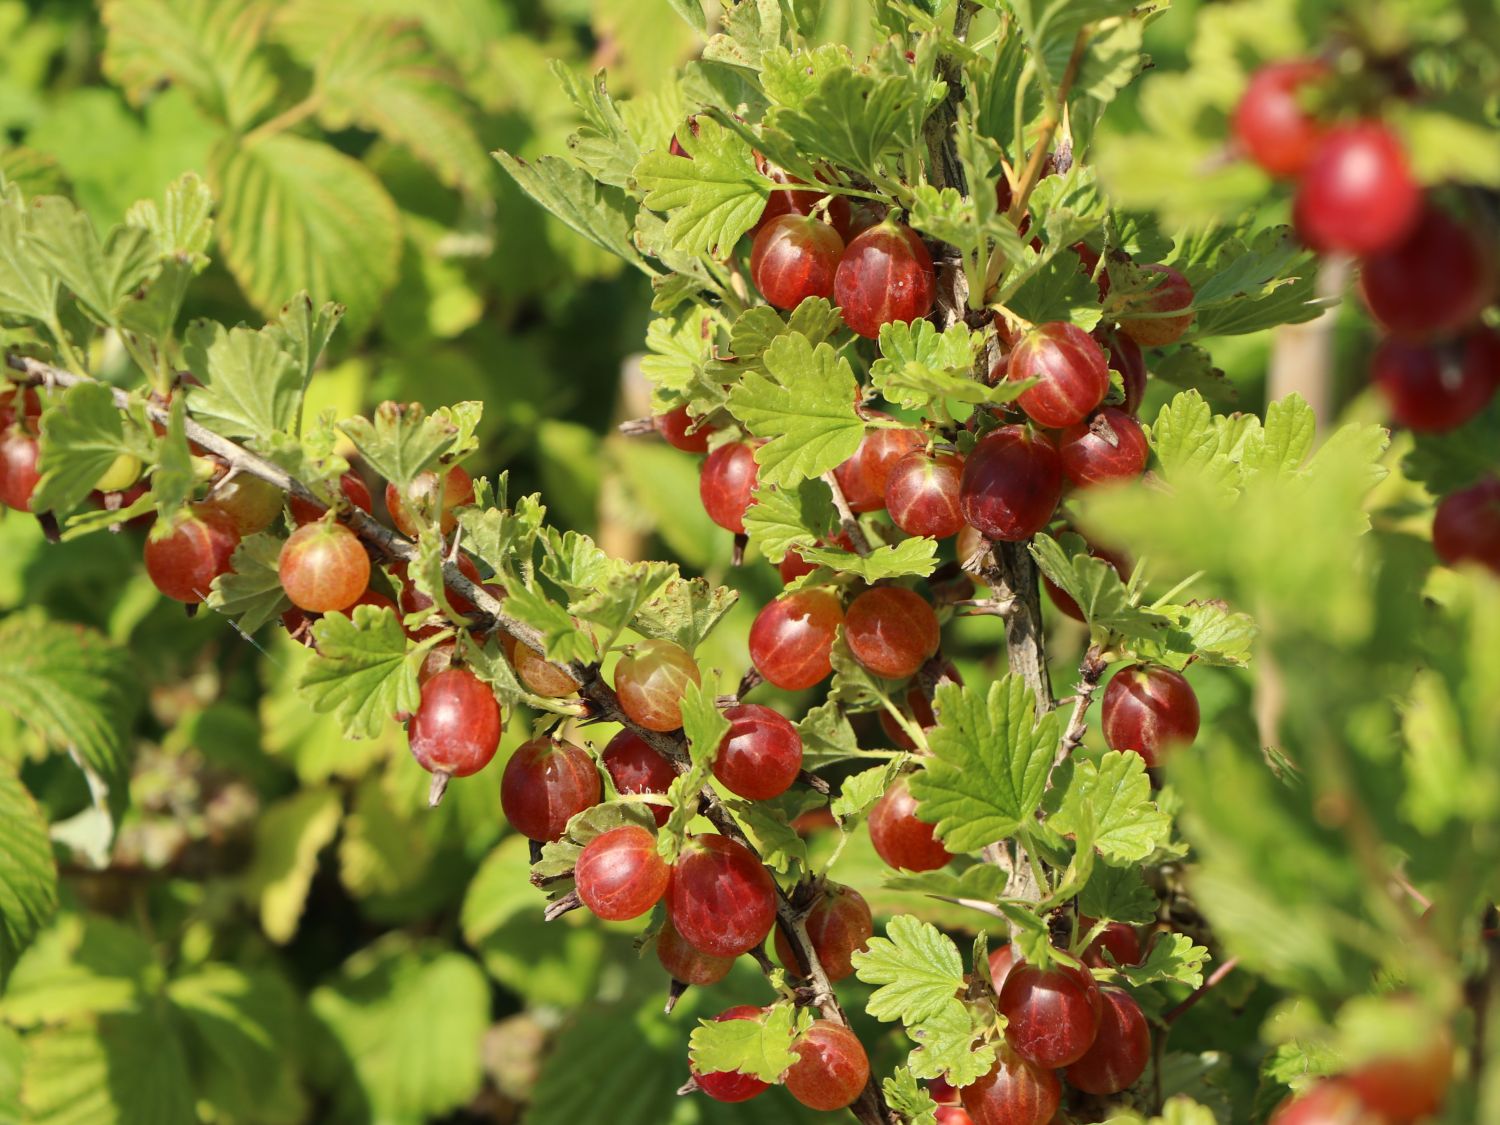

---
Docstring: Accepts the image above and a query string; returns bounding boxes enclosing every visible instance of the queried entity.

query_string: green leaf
[23,196,156,328]
[688,1002,800,1083]
[243,786,342,944]
[0,611,134,792]
[728,333,863,488]
[299,605,419,740]
[568,559,675,641]
[639,309,715,397]
[210,134,401,337]
[798,701,865,769]
[633,116,764,259]
[906,1001,995,1086]
[20,1012,196,1125]
[494,152,646,272]
[276,6,492,198]
[631,575,739,652]
[337,400,464,492]
[1147,390,1241,493]
[800,538,940,581]
[0,913,152,1028]
[0,1024,19,1125]
[659,680,729,862]
[1241,393,1316,479]
[123,171,215,270]
[101,0,278,130]
[870,320,1013,411]
[263,292,344,391]
[32,382,145,517]
[0,771,57,990]
[883,1066,939,1125]
[205,532,289,636]
[830,761,905,824]
[1186,231,1325,339]
[1047,751,1172,865]
[503,584,596,666]
[908,678,1065,852]
[1030,533,1171,639]
[743,477,838,564]
[1119,932,1208,989]
[310,939,488,1123]
[182,323,301,444]
[724,299,844,374]
[551,64,643,190]
[851,914,966,1024]
[725,796,809,876]
[1078,863,1159,925]
[1134,601,1258,670]
[0,178,60,325]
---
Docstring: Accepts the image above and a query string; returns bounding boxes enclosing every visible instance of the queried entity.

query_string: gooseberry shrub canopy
[0,0,1497,1123]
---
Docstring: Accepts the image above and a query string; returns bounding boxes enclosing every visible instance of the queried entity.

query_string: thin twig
[1008,28,1090,225]
[821,470,872,557]
[1163,957,1240,1025]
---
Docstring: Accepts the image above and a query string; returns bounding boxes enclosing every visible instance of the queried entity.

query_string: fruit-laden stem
[980,541,1054,712]
[821,470,872,556]
[3,351,898,1125]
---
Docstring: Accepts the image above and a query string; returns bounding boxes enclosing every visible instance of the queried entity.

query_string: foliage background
[0,0,1464,1122]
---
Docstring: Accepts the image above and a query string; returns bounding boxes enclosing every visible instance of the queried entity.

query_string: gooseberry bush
[0,1,1498,1123]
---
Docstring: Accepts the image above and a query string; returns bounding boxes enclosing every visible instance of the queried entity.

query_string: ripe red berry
[1081,919,1143,968]
[989,944,1018,993]
[959,1043,1061,1125]
[784,1020,870,1111]
[1372,327,1500,433]
[886,449,966,538]
[1359,204,1495,338]
[1006,322,1111,428]
[574,824,670,921]
[657,916,735,985]
[615,639,700,732]
[1118,264,1194,348]
[1433,480,1500,574]
[278,521,371,613]
[385,464,474,537]
[500,737,601,842]
[692,1006,771,1103]
[869,777,951,872]
[999,961,1102,1068]
[713,703,803,801]
[1065,986,1150,1095]
[777,531,855,583]
[1059,408,1150,488]
[1342,1025,1452,1122]
[1095,325,1147,414]
[833,423,925,512]
[397,555,484,637]
[0,428,41,512]
[289,470,374,526]
[408,668,503,788]
[774,882,873,981]
[601,729,675,827]
[653,404,716,453]
[506,634,581,697]
[753,162,854,241]
[1270,1080,1385,1125]
[1294,122,1421,256]
[935,1108,974,1125]
[748,587,844,691]
[666,834,777,958]
[844,586,940,680]
[959,426,1063,542]
[751,214,845,310]
[202,473,283,535]
[144,509,240,604]
[1232,59,1330,178]
[1101,663,1201,766]
[0,386,41,432]
[833,222,936,339]
[698,440,759,534]
[929,1075,960,1104]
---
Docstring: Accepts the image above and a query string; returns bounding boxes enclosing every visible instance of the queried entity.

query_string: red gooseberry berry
[407,668,503,801]
[959,1043,1061,1125]
[886,448,966,538]
[869,777,952,872]
[288,470,374,526]
[959,425,1063,542]
[833,423,925,512]
[784,1020,870,1111]
[699,440,759,534]
[1359,204,1495,338]
[574,824,671,922]
[713,703,803,801]
[748,587,844,691]
[1095,325,1147,414]
[999,960,1103,1068]
[1117,264,1194,348]
[1059,407,1151,488]
[773,882,873,981]
[1433,479,1500,575]
[1082,918,1143,968]
[989,944,1018,993]
[1065,986,1150,1095]
[278,521,371,613]
[0,428,42,512]
[654,404,717,453]
[601,729,676,827]
[657,916,735,986]
[666,834,778,958]
[751,214,845,310]
[615,638,700,732]
[753,160,854,241]
[1232,59,1331,178]
[833,222,935,339]
[1101,663,1201,767]
[385,464,475,537]
[143,508,241,604]
[499,737,601,842]
[1294,122,1421,256]
[692,1006,771,1103]
[1269,1080,1386,1125]
[505,632,581,697]
[1371,327,1499,433]
[202,473,283,535]
[1005,322,1111,429]
[1342,1023,1453,1122]
[844,585,940,680]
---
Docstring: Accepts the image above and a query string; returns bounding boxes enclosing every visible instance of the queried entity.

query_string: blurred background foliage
[0,1,1415,1122]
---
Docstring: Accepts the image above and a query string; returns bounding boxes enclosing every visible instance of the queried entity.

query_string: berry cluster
[1233,59,1500,576]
